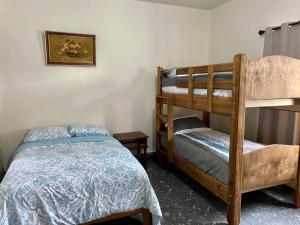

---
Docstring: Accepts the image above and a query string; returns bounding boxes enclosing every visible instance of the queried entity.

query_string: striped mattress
[162,128,264,184]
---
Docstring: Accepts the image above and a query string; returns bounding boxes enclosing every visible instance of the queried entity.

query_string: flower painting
[45,31,96,65]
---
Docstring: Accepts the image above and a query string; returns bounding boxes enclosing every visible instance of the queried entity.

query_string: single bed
[0,128,162,225]
[162,127,264,185]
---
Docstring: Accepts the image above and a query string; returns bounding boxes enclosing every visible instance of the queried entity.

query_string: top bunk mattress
[162,128,264,184]
[161,73,233,98]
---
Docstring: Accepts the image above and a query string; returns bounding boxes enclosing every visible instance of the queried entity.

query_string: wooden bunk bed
[155,54,300,225]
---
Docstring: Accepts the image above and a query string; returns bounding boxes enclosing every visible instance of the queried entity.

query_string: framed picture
[45,31,96,65]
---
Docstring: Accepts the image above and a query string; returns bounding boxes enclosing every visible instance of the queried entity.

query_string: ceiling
[139,0,231,10]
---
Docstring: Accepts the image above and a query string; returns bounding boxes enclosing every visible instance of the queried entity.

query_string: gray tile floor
[147,158,300,225]
[102,158,300,225]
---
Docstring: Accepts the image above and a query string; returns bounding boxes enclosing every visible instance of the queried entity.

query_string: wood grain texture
[207,65,214,112]
[212,98,232,116]
[227,54,247,225]
[213,63,233,72]
[192,96,210,112]
[242,145,299,193]
[193,65,209,74]
[173,153,229,202]
[157,54,300,222]
[172,62,232,74]
[246,55,300,100]
[161,94,233,116]
[162,55,300,109]
[113,132,148,143]
[188,68,193,108]
[176,80,232,89]
[157,67,163,96]
[214,81,233,90]
[156,96,167,165]
[81,209,149,225]
[295,113,300,208]
[246,99,299,108]
[295,150,300,208]
[162,93,188,108]
[167,96,174,163]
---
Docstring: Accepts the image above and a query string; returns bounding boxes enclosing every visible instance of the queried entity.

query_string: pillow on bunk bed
[165,115,207,133]
[162,68,177,77]
[69,124,110,137]
[24,126,71,143]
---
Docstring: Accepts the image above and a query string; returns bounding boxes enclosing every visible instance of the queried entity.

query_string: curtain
[258,22,300,145]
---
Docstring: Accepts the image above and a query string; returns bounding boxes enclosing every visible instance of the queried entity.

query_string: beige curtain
[258,22,300,145]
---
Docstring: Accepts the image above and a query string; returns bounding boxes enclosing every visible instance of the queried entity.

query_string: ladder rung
[157,130,167,136]
[156,96,168,99]
[156,96,168,104]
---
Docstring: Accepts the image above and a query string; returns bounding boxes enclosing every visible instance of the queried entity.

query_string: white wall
[0,0,211,168]
[3,0,298,169]
[209,0,300,140]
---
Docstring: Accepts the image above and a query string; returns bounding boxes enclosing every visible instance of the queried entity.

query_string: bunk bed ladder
[156,95,173,164]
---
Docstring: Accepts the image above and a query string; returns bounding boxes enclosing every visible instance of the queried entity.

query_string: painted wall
[209,0,300,140]
[0,0,210,168]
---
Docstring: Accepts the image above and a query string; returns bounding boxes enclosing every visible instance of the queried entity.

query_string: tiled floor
[102,158,300,225]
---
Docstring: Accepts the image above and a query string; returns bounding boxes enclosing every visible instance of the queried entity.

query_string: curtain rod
[259,20,300,35]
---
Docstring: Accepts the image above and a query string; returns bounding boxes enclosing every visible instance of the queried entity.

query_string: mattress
[162,128,264,185]
[161,73,233,98]
[162,86,232,98]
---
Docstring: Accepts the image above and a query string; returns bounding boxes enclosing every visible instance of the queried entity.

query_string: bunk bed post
[207,65,214,112]
[293,114,300,207]
[227,54,247,225]
[295,113,300,208]
[167,96,174,162]
[157,66,162,96]
[156,99,162,165]
[188,68,193,108]
[156,67,163,165]
[295,149,300,208]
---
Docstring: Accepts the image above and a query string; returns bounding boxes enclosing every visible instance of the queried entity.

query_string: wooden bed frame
[156,54,300,225]
[82,209,152,225]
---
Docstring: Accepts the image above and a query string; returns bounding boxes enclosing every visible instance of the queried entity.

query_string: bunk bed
[155,54,300,225]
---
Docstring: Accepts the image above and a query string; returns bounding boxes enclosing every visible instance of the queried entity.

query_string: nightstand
[113,132,148,169]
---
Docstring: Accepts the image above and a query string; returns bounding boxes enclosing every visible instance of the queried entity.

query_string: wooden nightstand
[113,132,148,169]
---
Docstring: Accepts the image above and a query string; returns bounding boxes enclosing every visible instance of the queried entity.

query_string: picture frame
[45,31,96,65]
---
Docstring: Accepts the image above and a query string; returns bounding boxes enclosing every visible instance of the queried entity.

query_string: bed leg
[295,186,300,208]
[227,191,242,225]
[227,54,247,225]
[143,209,152,225]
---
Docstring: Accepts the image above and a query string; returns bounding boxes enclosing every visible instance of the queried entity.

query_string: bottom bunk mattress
[0,136,162,225]
[162,128,264,185]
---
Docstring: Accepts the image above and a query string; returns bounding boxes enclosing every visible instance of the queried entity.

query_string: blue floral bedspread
[0,136,162,225]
